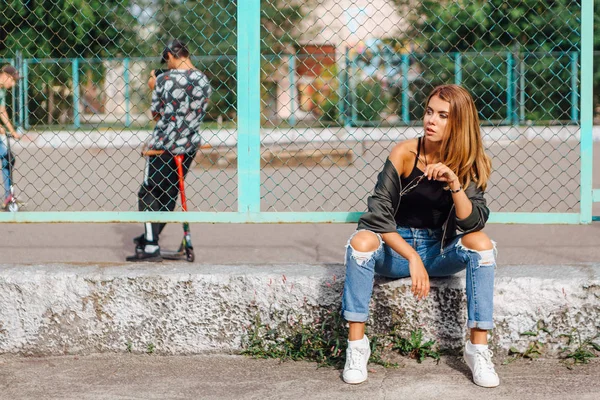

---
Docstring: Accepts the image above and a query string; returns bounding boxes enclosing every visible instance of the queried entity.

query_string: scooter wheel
[186,248,195,262]
[7,202,19,212]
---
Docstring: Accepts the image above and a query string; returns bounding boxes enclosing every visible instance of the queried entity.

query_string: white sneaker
[342,335,371,384]
[464,340,500,388]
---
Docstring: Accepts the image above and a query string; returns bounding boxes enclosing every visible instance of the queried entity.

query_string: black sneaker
[126,246,162,262]
[133,234,146,246]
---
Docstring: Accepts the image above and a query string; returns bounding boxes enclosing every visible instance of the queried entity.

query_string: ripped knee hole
[457,239,497,266]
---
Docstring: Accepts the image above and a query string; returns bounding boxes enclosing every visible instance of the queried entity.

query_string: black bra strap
[414,137,422,169]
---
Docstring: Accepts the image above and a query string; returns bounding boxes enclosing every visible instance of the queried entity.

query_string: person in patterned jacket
[127,40,212,262]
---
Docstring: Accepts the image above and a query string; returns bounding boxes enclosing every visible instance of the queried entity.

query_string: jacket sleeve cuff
[357,215,397,234]
[456,208,480,232]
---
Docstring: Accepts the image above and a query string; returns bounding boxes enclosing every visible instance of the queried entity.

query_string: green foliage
[557,307,600,367]
[391,328,441,363]
[319,99,339,123]
[150,0,313,121]
[559,331,599,368]
[506,317,599,367]
[562,341,598,367]
[146,342,155,355]
[508,341,544,360]
[242,310,349,368]
[354,78,387,123]
[403,0,580,53]
[242,311,441,368]
[0,0,140,59]
[312,65,340,123]
[392,0,583,123]
[0,0,143,125]
[506,320,550,362]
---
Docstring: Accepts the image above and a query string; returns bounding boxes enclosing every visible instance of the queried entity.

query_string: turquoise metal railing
[0,0,596,224]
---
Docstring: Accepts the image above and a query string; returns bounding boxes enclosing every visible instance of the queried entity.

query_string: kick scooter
[161,154,195,262]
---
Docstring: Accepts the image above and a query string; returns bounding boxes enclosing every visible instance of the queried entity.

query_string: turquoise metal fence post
[343,47,353,127]
[350,55,358,126]
[513,53,519,124]
[339,48,347,126]
[454,52,462,85]
[16,51,24,129]
[237,0,261,213]
[570,51,579,124]
[581,0,594,223]
[7,58,15,129]
[401,53,409,124]
[506,52,513,124]
[124,58,131,127]
[519,56,525,125]
[288,54,296,127]
[72,58,80,129]
[5,58,13,120]
[0,5,591,226]
[23,60,29,129]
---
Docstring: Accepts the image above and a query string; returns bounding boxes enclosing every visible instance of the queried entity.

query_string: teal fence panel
[0,1,596,224]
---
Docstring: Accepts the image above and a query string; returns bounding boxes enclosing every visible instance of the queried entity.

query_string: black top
[357,156,490,248]
[395,137,453,229]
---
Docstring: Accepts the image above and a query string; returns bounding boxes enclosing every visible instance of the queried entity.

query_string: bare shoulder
[388,139,419,176]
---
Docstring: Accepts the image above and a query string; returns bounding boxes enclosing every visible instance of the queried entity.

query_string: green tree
[151,0,313,121]
[393,0,582,123]
[0,0,139,59]
[0,0,143,125]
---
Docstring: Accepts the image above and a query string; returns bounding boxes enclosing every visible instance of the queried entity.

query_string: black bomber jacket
[357,158,490,250]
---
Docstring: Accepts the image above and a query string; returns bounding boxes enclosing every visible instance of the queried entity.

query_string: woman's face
[423,95,450,142]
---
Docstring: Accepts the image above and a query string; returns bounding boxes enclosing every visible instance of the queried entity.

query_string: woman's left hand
[424,162,458,184]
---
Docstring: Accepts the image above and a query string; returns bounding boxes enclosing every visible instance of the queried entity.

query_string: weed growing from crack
[505,314,599,367]
[146,343,155,354]
[241,310,349,368]
[391,328,441,363]
[241,310,440,368]
[559,331,600,368]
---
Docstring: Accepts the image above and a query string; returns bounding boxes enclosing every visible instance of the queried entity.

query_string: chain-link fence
[0,0,597,222]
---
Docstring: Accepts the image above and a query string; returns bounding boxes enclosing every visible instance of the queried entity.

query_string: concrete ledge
[194,146,354,169]
[0,263,598,356]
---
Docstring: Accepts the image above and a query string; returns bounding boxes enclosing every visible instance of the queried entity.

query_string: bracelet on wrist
[449,185,462,193]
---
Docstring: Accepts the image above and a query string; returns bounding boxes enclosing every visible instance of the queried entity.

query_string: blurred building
[270,1,406,124]
[302,0,405,48]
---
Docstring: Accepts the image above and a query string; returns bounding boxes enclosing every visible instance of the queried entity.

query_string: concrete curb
[0,263,598,356]
[11,126,600,151]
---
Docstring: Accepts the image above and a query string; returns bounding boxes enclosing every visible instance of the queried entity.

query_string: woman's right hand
[408,255,430,299]
[381,231,430,299]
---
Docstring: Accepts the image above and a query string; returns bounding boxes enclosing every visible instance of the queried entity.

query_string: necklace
[402,136,432,196]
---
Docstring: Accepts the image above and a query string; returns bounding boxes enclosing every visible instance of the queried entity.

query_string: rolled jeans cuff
[342,310,369,323]
[467,320,494,330]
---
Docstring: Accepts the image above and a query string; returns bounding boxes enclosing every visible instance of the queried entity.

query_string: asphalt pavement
[1,222,599,265]
[0,354,598,400]
[2,132,600,399]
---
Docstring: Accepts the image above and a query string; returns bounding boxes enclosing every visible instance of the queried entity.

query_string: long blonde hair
[426,84,492,190]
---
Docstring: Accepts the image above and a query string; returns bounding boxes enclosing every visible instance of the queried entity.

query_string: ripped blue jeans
[341,227,497,330]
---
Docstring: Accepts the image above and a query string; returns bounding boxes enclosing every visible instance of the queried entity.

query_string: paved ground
[0,354,598,400]
[1,222,599,265]
[7,137,600,213]
[2,131,600,398]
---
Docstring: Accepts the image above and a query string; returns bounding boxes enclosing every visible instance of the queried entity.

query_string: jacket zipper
[440,204,455,254]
